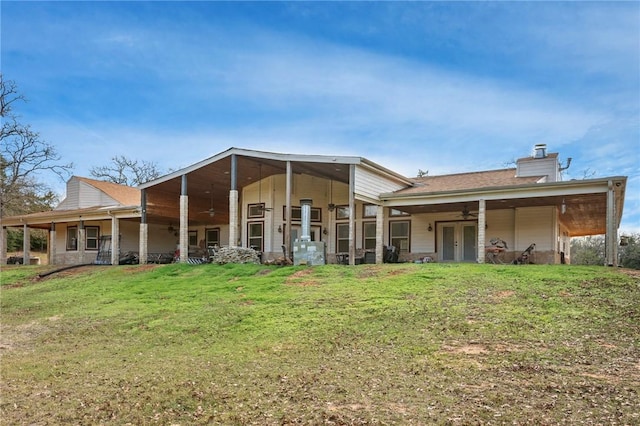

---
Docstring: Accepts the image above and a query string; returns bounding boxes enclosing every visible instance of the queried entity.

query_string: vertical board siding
[515,206,554,251]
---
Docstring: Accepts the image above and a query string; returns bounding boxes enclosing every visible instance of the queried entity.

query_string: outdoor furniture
[486,238,508,264]
[384,246,399,263]
[514,243,536,264]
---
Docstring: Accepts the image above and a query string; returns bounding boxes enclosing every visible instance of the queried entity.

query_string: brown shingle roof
[76,177,140,206]
[396,169,544,195]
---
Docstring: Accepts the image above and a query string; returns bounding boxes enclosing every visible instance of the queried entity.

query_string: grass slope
[1,263,639,425]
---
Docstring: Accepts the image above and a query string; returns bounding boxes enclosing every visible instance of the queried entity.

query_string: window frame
[66,226,78,251]
[85,226,100,251]
[336,223,350,253]
[336,205,350,220]
[205,228,220,248]
[389,220,411,253]
[248,203,265,218]
[363,204,377,218]
[188,230,198,246]
[362,221,377,250]
[389,208,410,217]
[247,221,264,252]
[285,206,322,222]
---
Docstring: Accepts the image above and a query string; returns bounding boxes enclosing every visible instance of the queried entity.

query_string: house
[0,145,627,266]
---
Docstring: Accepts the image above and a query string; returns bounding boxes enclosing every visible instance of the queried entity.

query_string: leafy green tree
[571,233,640,269]
[570,235,605,265]
[619,233,640,269]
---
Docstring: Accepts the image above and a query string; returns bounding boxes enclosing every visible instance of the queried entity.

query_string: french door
[439,222,477,262]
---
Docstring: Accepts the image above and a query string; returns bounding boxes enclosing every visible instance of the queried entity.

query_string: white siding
[516,157,559,182]
[514,206,554,251]
[355,166,407,202]
[55,179,80,210]
[485,209,515,249]
[55,177,119,210]
[78,181,119,208]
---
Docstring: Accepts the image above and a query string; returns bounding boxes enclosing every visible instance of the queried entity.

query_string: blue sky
[2,1,639,232]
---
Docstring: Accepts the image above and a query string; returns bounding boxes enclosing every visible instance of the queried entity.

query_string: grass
[1,263,639,424]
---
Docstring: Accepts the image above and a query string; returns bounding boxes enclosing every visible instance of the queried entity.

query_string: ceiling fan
[459,205,477,219]
[199,184,216,217]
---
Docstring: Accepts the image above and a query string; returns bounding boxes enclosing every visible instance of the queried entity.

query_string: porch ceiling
[390,193,609,237]
[144,156,351,226]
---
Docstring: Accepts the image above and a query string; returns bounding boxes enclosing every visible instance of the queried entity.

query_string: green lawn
[1,263,639,424]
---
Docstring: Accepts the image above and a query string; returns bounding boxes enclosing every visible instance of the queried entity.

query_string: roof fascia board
[357,160,414,186]
[382,177,626,206]
[139,147,365,189]
[1,206,141,227]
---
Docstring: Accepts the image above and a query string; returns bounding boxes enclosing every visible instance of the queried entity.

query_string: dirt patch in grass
[0,321,46,352]
[285,268,319,286]
[442,342,488,355]
[493,290,515,299]
[356,266,383,278]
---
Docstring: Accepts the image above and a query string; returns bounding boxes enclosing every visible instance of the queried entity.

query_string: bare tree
[90,155,163,186]
[1,74,73,217]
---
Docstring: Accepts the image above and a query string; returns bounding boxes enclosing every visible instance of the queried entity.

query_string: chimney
[300,198,312,242]
[533,144,547,159]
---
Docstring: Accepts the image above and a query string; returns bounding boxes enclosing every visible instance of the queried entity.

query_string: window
[390,221,410,253]
[85,226,99,250]
[363,204,377,218]
[248,203,265,218]
[363,222,376,250]
[336,223,350,253]
[66,227,78,251]
[206,228,220,248]
[189,230,198,246]
[248,222,263,251]
[286,206,322,222]
[390,208,410,217]
[336,205,350,220]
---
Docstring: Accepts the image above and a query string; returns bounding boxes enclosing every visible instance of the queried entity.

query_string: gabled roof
[75,177,140,206]
[397,169,544,196]
[1,177,141,228]
[139,147,412,189]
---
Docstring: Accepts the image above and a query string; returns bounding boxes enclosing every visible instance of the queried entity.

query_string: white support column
[0,226,7,265]
[376,204,385,264]
[110,216,119,266]
[179,174,189,263]
[229,154,239,248]
[78,220,85,264]
[139,189,148,265]
[49,223,56,265]
[229,190,238,248]
[180,195,189,261]
[477,199,486,264]
[139,223,148,265]
[348,164,356,265]
[605,180,617,267]
[284,161,292,257]
[23,223,30,265]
